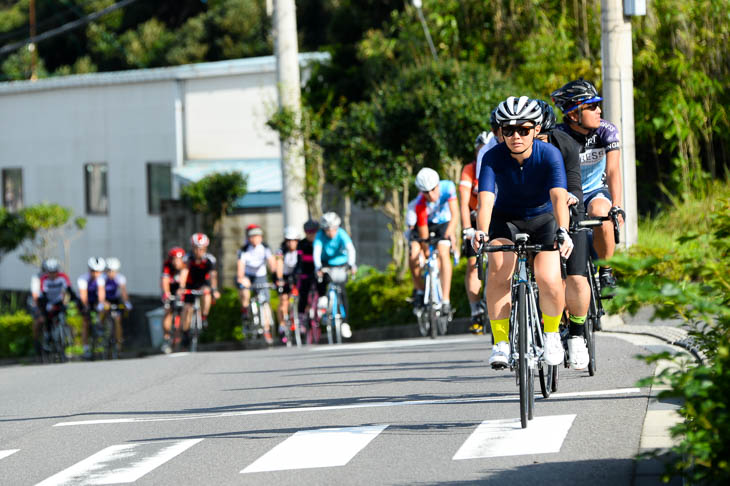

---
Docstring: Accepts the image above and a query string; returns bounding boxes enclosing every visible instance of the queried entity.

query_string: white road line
[0,449,20,460]
[453,414,576,460]
[311,337,479,352]
[241,424,388,473]
[167,352,190,358]
[35,439,202,486]
[54,387,641,427]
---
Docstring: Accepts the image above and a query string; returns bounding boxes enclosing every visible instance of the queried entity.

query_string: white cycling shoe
[568,336,590,370]
[489,341,510,369]
[543,332,564,366]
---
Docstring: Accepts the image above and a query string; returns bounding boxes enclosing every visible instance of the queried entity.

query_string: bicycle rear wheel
[538,363,554,398]
[517,282,529,428]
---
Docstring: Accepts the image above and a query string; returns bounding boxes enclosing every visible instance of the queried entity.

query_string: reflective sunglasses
[501,125,534,138]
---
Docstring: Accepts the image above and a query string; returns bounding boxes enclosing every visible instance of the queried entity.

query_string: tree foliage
[0,207,34,263]
[18,203,86,268]
[180,171,248,231]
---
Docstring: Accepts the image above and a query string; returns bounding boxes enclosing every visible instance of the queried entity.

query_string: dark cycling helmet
[535,99,557,133]
[495,96,542,126]
[303,219,319,233]
[42,258,60,273]
[489,108,499,130]
[474,131,489,148]
[550,78,603,113]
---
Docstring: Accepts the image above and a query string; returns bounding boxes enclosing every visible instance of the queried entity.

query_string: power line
[0,0,107,44]
[0,0,140,56]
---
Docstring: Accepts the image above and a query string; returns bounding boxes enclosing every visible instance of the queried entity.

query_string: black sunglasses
[581,102,600,111]
[501,125,535,138]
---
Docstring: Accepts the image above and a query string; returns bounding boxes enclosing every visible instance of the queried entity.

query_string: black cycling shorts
[489,211,557,248]
[565,229,589,276]
[463,214,478,259]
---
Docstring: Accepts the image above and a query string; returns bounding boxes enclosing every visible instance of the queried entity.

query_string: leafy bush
[0,311,33,358]
[205,286,280,342]
[610,192,730,483]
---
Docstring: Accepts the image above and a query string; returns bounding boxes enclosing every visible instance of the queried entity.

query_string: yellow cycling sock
[491,318,509,343]
[542,312,562,333]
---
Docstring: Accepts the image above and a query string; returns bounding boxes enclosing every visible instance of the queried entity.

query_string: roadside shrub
[610,194,730,483]
[206,286,280,342]
[0,311,33,358]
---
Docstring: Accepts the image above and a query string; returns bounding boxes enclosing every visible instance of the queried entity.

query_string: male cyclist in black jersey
[551,79,624,288]
[473,96,573,369]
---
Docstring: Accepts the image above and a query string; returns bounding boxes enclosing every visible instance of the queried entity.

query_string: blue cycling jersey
[478,140,567,219]
[314,228,355,268]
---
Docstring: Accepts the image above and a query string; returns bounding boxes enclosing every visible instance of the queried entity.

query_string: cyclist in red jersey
[160,246,188,353]
[182,233,220,346]
[30,258,78,357]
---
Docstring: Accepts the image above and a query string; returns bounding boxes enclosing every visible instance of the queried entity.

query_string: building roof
[0,52,330,95]
[174,159,283,209]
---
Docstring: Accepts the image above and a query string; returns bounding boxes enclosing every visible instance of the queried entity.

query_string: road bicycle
[562,206,625,376]
[319,266,349,345]
[415,234,450,339]
[477,233,562,428]
[163,295,185,353]
[278,277,302,347]
[92,302,126,360]
[182,289,208,352]
[242,283,275,345]
[301,276,322,345]
[41,304,73,363]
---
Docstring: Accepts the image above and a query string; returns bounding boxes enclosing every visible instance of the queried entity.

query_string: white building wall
[184,73,280,159]
[0,81,177,295]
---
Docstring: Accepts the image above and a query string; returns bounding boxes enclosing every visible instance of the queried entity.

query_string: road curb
[601,313,686,486]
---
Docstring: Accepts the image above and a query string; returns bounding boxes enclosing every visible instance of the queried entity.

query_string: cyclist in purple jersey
[78,257,107,359]
[104,257,132,354]
[552,79,624,287]
[474,96,573,369]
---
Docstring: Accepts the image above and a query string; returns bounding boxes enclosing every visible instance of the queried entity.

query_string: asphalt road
[0,333,660,485]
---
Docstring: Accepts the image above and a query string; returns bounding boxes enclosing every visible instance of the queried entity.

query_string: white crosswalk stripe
[35,439,202,486]
[453,414,577,460]
[241,424,389,473]
[0,449,20,461]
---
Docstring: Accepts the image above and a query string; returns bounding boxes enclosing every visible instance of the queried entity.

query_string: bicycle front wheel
[429,305,438,339]
[517,282,529,429]
[586,316,596,376]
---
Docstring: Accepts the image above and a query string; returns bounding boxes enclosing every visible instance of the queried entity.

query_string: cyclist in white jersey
[238,224,277,343]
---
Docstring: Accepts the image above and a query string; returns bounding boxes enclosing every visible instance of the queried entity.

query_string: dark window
[85,163,108,215]
[147,162,172,214]
[2,168,23,212]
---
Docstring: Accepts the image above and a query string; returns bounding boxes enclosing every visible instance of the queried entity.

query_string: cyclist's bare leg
[485,239,517,320]
[465,256,480,301]
[533,251,565,317]
[181,304,193,332]
[201,291,212,317]
[278,293,289,326]
[409,241,424,291]
[588,197,615,260]
[437,241,452,300]
[162,308,173,340]
[565,275,590,317]
[239,277,252,310]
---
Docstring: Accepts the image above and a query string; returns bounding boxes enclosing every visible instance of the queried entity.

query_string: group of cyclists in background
[30,255,132,361]
[27,78,623,369]
[406,78,624,372]
[159,211,356,351]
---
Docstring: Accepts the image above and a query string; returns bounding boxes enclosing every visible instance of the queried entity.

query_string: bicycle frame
[321,267,347,345]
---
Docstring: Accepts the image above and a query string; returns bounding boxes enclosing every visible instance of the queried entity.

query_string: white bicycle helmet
[320,212,341,229]
[42,258,60,273]
[414,167,440,192]
[283,226,299,241]
[106,257,121,272]
[474,131,489,148]
[88,257,106,272]
[495,96,543,126]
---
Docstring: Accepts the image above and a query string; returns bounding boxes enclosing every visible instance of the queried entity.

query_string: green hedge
[0,311,33,358]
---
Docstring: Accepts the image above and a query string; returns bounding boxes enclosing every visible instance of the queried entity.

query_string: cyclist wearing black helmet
[295,219,319,323]
[551,79,624,288]
[473,96,573,369]
[536,99,590,369]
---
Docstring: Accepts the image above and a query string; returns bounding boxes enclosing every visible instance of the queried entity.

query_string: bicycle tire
[417,308,429,337]
[538,362,553,398]
[190,306,201,352]
[528,365,535,420]
[429,305,438,339]
[586,316,596,376]
[517,282,529,429]
[102,314,115,360]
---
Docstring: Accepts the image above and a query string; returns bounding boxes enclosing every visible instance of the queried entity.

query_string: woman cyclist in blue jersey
[473,96,574,369]
[313,212,356,335]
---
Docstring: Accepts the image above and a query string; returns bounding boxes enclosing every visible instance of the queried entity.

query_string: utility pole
[601,0,641,247]
[273,0,309,230]
[29,0,38,81]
